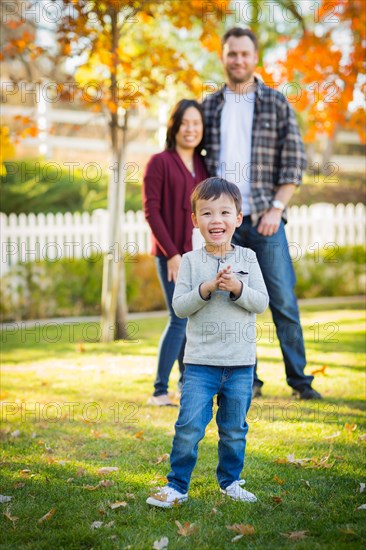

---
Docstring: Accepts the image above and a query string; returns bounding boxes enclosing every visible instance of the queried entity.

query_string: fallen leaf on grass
[3,509,19,528]
[76,468,86,477]
[344,423,357,433]
[338,527,356,535]
[83,480,115,491]
[281,530,308,540]
[98,467,119,474]
[273,475,285,485]
[134,430,145,440]
[359,483,365,493]
[276,452,335,470]
[0,495,12,503]
[155,453,169,464]
[105,521,115,528]
[91,521,103,529]
[211,507,218,514]
[20,469,31,477]
[275,453,310,466]
[301,479,311,488]
[91,430,104,438]
[226,523,255,536]
[357,504,366,510]
[38,507,56,523]
[153,536,169,549]
[310,365,327,376]
[359,434,366,441]
[149,476,166,485]
[175,520,197,536]
[13,482,25,490]
[109,501,127,510]
[324,431,341,440]
[307,454,334,470]
[126,493,136,499]
[272,496,283,503]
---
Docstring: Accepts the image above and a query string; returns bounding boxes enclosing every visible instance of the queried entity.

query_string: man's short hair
[222,27,258,51]
[191,177,242,215]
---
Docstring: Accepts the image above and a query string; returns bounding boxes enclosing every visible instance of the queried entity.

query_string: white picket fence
[0,203,365,275]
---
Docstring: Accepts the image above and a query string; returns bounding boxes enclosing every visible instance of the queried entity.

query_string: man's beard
[226,68,254,85]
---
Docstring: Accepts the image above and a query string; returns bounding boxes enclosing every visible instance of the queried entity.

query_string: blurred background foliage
[1,158,364,215]
[1,246,365,322]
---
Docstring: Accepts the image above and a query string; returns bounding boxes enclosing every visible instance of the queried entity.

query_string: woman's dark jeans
[153,256,187,396]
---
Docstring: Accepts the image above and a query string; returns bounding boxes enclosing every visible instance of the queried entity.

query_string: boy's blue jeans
[167,364,254,494]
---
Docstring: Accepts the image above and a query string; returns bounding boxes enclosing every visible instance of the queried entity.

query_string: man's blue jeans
[153,256,186,396]
[232,217,314,391]
[167,365,254,494]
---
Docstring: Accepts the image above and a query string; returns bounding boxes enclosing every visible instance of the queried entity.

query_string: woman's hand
[167,254,182,283]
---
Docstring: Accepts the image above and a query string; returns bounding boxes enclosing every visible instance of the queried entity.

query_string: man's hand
[167,254,182,283]
[217,266,242,297]
[257,208,282,236]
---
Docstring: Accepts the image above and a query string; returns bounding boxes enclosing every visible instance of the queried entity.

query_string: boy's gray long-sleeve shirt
[172,246,269,367]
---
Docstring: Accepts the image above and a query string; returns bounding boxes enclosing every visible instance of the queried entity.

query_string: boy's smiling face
[192,194,243,255]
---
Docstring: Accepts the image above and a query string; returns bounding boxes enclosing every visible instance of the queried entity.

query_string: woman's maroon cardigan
[142,149,208,259]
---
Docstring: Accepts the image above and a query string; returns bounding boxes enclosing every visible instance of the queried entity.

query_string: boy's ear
[236,211,243,227]
[191,212,199,228]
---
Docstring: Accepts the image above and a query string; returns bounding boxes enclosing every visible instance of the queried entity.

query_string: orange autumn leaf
[175,520,197,536]
[134,430,144,440]
[310,365,328,376]
[107,100,117,113]
[3,510,19,528]
[155,453,169,464]
[345,423,357,432]
[226,523,255,535]
[109,501,127,510]
[273,475,285,485]
[281,530,308,540]
[38,507,56,523]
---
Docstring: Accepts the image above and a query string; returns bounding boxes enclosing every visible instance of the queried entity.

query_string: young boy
[146,177,269,508]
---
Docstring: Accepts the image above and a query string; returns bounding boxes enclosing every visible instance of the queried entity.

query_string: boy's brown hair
[191,177,242,215]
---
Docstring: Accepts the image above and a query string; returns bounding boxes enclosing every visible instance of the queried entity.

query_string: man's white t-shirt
[218,89,255,216]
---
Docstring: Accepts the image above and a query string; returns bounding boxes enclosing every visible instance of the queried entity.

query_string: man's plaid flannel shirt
[202,78,307,225]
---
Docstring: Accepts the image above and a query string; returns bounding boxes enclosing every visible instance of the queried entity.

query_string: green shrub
[1,158,141,214]
[1,247,364,322]
[294,245,366,298]
[0,254,165,322]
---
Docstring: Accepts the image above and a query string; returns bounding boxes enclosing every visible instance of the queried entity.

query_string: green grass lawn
[1,301,365,549]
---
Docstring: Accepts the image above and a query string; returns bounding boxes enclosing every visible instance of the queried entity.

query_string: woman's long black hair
[165,99,205,154]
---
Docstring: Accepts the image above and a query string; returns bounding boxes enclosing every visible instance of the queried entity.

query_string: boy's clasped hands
[200,265,242,299]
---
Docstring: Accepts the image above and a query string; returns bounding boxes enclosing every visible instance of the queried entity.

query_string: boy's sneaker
[221,480,257,503]
[146,486,188,508]
[147,395,177,407]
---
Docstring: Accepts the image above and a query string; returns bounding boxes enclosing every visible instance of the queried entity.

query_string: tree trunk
[100,147,127,342]
[115,113,129,341]
[100,7,129,342]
